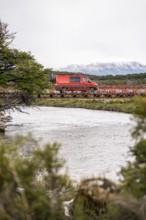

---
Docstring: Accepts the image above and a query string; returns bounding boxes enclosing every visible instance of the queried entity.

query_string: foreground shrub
[120,97,146,198]
[0,134,73,220]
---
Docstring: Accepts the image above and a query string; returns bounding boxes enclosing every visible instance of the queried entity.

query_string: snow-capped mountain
[59,62,146,76]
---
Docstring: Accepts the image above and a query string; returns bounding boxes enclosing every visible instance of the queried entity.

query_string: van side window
[70,77,80,82]
[83,77,89,82]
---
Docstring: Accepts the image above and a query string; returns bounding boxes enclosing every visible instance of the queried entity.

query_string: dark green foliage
[0,21,16,86]
[131,97,146,140]
[86,72,146,85]
[120,97,146,198]
[107,199,139,220]
[0,20,48,92]
[8,50,49,95]
[0,20,51,112]
[0,134,73,220]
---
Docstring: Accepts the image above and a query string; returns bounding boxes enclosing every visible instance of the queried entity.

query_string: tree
[8,50,49,95]
[0,20,16,85]
[43,68,55,90]
[0,20,50,113]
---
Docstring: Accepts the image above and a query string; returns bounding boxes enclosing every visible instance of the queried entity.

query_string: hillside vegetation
[52,70,146,85]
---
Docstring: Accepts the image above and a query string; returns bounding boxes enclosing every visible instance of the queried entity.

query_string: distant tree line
[52,70,146,85]
[90,72,146,85]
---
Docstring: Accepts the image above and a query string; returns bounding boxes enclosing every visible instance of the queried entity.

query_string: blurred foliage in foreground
[1,97,146,219]
[0,134,73,220]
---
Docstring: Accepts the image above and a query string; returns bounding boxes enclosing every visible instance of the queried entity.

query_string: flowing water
[3,107,134,181]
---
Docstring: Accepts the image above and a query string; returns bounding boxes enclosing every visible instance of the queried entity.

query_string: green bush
[120,97,146,198]
[0,134,73,220]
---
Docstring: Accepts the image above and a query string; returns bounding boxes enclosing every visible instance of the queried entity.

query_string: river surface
[4,107,134,182]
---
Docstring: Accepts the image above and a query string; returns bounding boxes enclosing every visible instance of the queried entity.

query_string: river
[4,107,134,182]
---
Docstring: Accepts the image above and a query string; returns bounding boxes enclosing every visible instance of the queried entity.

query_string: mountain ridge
[59,61,146,76]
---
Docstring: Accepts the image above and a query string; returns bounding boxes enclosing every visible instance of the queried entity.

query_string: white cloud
[0,0,146,69]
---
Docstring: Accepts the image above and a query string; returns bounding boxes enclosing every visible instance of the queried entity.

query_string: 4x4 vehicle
[50,74,98,93]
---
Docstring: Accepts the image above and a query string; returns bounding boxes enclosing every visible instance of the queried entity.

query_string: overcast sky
[1,0,146,69]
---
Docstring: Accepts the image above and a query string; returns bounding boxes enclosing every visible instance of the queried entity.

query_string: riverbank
[36,97,136,113]
[5,106,132,180]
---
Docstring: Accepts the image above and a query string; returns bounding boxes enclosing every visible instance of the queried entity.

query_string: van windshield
[83,77,90,82]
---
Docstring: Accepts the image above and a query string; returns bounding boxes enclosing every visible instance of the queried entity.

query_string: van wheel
[61,87,67,94]
[90,88,95,94]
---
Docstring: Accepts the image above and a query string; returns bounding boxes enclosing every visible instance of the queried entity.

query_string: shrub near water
[0,134,73,220]
[37,97,136,113]
[120,97,146,198]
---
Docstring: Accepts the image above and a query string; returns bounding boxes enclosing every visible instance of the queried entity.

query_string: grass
[36,97,137,114]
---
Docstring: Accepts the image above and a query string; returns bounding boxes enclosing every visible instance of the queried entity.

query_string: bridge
[0,84,146,98]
